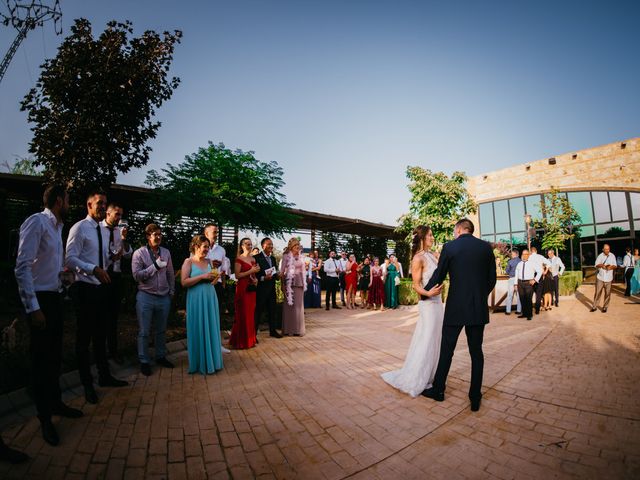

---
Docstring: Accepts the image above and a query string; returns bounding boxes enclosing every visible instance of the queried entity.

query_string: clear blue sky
[1,0,638,226]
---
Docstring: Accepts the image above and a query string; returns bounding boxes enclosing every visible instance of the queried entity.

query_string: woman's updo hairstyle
[283,237,300,254]
[189,234,210,254]
[411,225,431,257]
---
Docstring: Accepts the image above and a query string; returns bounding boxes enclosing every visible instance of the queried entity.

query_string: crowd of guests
[504,244,640,321]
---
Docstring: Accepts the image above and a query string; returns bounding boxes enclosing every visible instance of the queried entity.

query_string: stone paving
[1,285,639,479]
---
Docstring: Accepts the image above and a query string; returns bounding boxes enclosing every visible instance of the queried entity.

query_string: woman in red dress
[368,257,386,311]
[345,254,358,309]
[230,237,260,349]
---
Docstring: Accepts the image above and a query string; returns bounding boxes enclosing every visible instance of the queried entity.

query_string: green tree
[397,167,477,243]
[146,142,298,235]
[536,188,580,254]
[1,156,41,175]
[21,18,181,191]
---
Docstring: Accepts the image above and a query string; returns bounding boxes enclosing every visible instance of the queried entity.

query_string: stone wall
[466,137,640,228]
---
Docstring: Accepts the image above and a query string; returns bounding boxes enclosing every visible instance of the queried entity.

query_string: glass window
[481,234,495,243]
[592,191,610,223]
[509,197,526,232]
[596,222,630,237]
[576,224,595,240]
[511,232,526,245]
[567,191,593,224]
[525,195,542,222]
[609,192,628,222]
[479,203,494,235]
[494,200,510,233]
[496,233,511,245]
[631,192,640,219]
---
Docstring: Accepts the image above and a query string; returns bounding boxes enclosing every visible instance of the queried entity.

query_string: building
[467,137,640,280]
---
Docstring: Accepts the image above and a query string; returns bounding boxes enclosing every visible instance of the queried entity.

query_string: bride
[381,225,444,397]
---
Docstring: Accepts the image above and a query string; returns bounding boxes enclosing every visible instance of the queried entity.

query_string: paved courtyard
[1,285,639,479]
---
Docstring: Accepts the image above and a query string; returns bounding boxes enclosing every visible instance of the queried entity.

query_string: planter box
[559,270,583,296]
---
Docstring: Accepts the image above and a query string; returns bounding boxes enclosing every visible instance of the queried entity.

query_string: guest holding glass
[345,254,358,309]
[132,224,176,376]
[368,257,386,310]
[180,235,223,374]
[384,254,401,309]
[304,250,322,308]
[281,238,306,336]
[230,238,259,348]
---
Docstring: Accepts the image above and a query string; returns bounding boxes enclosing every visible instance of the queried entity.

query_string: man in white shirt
[203,224,231,352]
[546,249,565,307]
[623,247,635,297]
[66,189,128,405]
[591,243,617,313]
[101,203,132,363]
[529,246,549,315]
[337,251,348,306]
[15,185,83,446]
[323,251,342,310]
[515,249,542,321]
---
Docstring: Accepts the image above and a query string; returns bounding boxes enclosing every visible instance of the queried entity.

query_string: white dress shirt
[623,253,635,271]
[65,215,107,285]
[206,243,226,284]
[595,253,617,283]
[515,260,542,284]
[323,257,340,278]
[528,253,549,277]
[548,256,565,277]
[337,257,348,273]
[100,220,132,273]
[14,208,64,313]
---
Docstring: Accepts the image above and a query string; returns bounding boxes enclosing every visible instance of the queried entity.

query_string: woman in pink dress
[230,238,260,349]
[368,257,386,310]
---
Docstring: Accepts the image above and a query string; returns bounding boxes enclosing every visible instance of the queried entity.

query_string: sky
[1,0,639,227]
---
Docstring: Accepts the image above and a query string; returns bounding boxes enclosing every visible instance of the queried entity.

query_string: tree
[536,188,580,254]
[145,142,298,235]
[1,156,41,175]
[20,18,181,191]
[397,167,477,243]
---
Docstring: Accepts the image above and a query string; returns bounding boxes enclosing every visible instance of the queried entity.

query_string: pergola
[0,173,398,255]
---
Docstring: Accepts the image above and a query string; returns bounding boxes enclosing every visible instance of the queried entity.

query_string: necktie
[96,225,104,269]
[521,261,526,280]
[107,226,115,272]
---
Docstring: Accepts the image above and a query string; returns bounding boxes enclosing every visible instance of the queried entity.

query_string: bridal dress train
[381,252,444,397]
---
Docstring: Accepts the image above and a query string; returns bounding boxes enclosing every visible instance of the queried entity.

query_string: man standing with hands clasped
[591,243,617,313]
[254,238,283,339]
[66,189,128,406]
[323,251,342,311]
[15,184,83,446]
[514,249,542,321]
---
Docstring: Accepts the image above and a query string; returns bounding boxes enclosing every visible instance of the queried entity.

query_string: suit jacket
[254,252,278,296]
[425,233,497,326]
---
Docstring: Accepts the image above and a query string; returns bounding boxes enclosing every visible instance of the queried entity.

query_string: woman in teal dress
[631,248,640,296]
[384,255,401,308]
[180,235,223,374]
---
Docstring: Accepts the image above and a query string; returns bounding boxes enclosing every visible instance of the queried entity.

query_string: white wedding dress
[381,252,444,397]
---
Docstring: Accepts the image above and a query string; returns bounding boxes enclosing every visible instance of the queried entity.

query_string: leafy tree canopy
[146,142,298,235]
[397,166,477,243]
[535,188,580,253]
[21,18,182,192]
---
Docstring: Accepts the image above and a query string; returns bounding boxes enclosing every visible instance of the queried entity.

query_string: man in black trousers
[422,219,496,412]
[254,238,282,338]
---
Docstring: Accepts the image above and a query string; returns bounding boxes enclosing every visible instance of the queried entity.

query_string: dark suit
[254,252,279,335]
[425,233,497,401]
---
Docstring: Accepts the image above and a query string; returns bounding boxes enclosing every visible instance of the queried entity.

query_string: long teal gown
[631,264,640,296]
[186,263,223,374]
[384,264,400,308]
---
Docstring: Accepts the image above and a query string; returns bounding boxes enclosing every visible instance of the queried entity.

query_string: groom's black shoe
[421,388,444,402]
[470,397,481,412]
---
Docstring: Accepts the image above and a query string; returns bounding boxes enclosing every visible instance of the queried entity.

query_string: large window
[494,200,510,234]
[479,203,494,235]
[592,191,610,223]
[630,192,640,219]
[609,192,628,222]
[525,195,542,221]
[509,197,525,232]
[567,191,593,224]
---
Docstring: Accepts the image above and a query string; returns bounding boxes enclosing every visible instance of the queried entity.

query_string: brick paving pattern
[1,285,638,479]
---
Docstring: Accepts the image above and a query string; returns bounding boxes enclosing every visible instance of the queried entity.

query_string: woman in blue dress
[180,235,223,374]
[304,250,322,308]
[631,248,640,296]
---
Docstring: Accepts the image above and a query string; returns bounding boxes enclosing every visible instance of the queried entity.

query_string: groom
[421,219,496,411]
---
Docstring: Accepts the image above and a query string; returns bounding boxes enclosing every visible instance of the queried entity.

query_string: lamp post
[525,213,532,250]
